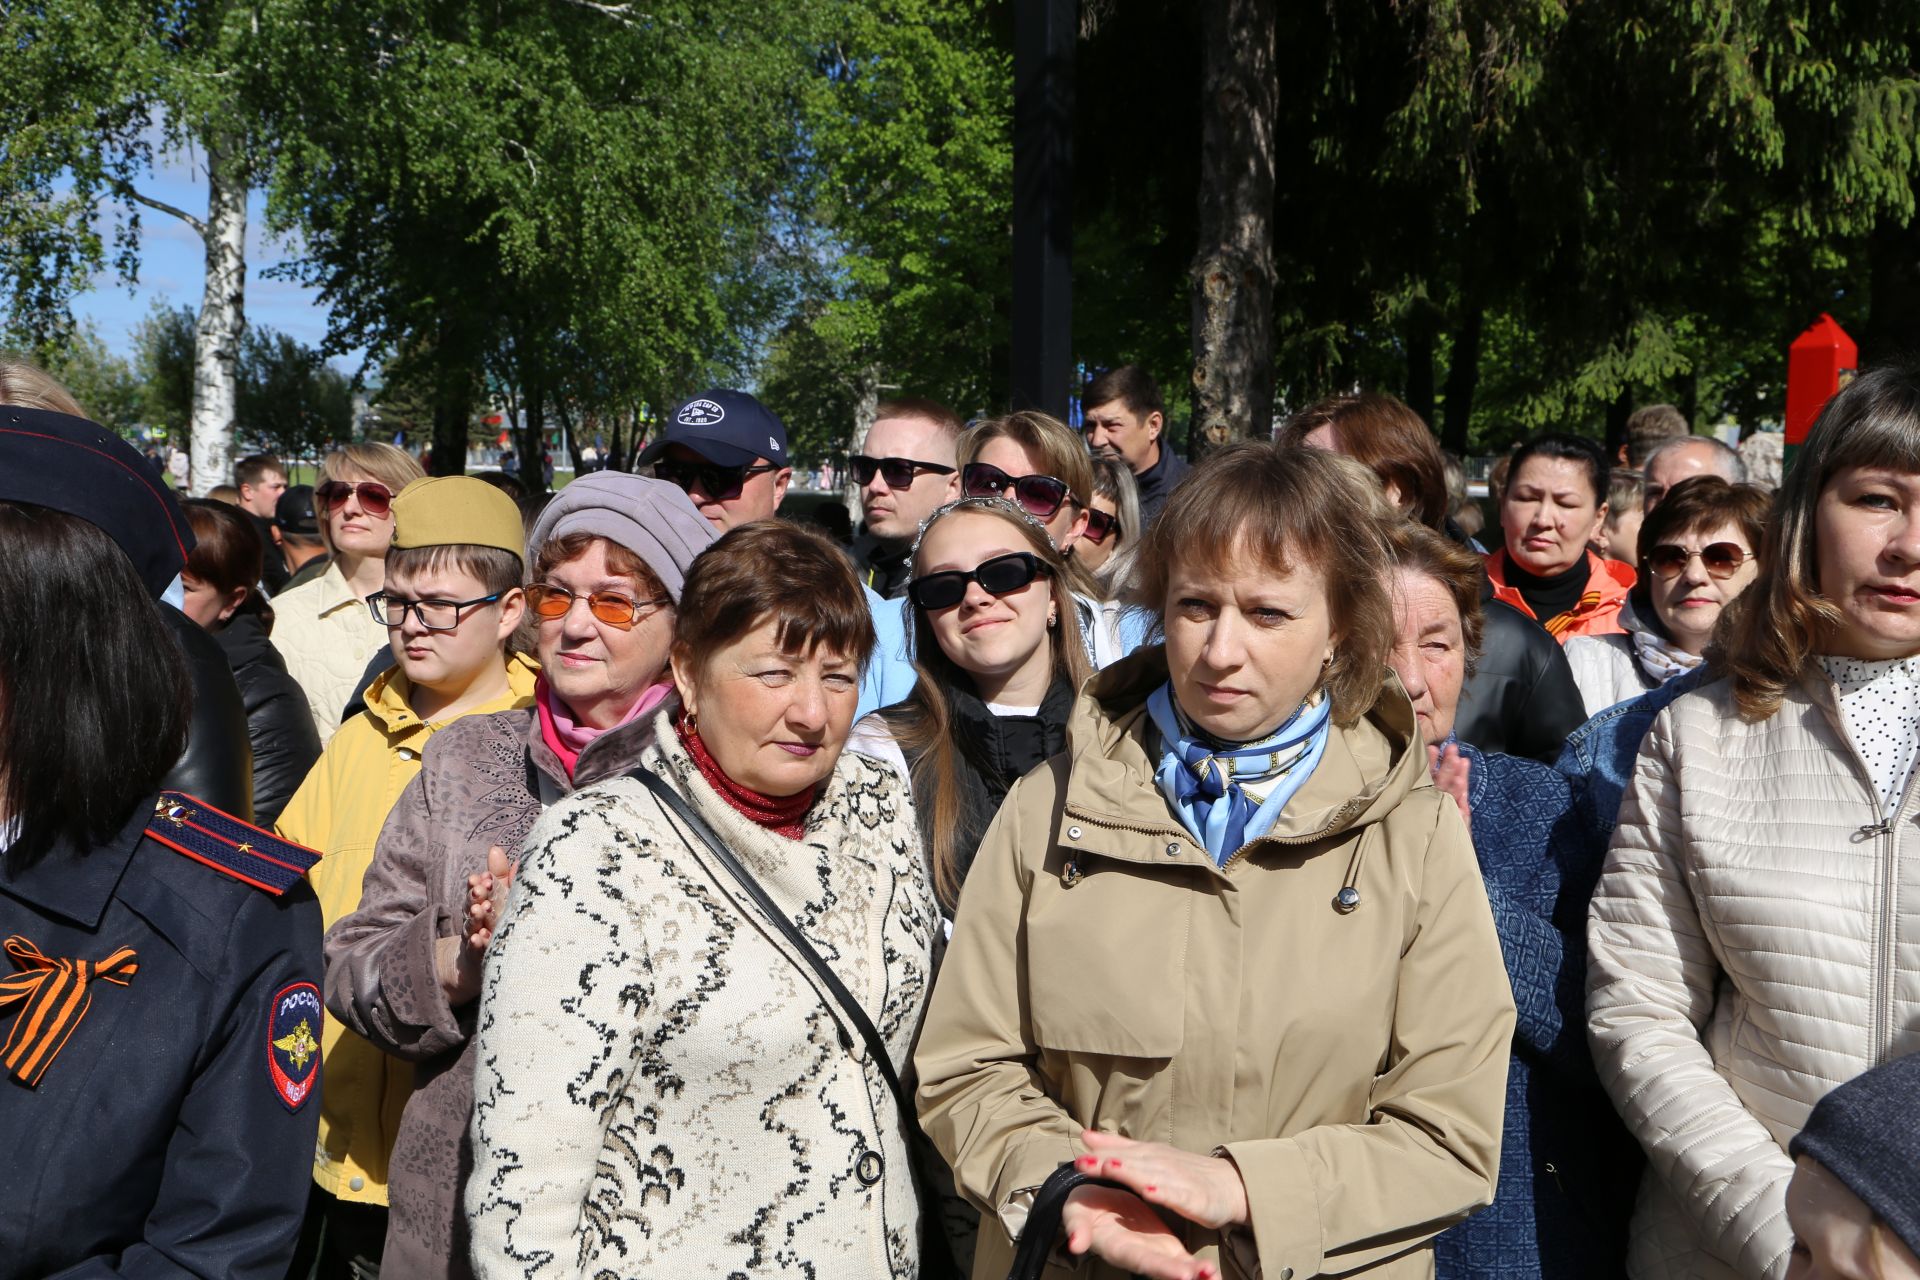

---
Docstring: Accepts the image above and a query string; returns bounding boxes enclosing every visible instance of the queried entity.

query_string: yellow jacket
[277,652,539,1205]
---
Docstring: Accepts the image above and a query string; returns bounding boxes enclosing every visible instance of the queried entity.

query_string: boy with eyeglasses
[275,476,538,1280]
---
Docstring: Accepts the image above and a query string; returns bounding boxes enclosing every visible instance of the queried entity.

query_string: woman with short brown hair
[467,520,939,1279]
[916,442,1514,1279]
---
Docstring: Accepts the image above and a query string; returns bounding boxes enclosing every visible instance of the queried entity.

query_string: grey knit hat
[525,472,717,602]
[1790,1052,1920,1259]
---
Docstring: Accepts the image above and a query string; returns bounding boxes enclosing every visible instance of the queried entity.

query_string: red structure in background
[1785,315,1858,458]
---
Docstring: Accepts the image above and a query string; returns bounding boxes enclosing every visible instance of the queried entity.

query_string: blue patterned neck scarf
[1146,682,1332,864]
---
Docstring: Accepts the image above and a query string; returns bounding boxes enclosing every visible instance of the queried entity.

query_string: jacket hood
[1064,644,1430,860]
[362,650,542,737]
[213,608,284,673]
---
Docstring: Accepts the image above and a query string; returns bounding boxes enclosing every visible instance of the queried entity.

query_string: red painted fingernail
[1144,1184,1157,1193]
[1108,1159,1122,1168]
[1078,1156,1095,1169]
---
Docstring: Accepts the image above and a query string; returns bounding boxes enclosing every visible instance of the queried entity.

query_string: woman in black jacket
[180,500,323,825]
[880,497,1092,916]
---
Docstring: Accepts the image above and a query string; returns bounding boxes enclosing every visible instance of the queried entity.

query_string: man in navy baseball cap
[637,389,792,530]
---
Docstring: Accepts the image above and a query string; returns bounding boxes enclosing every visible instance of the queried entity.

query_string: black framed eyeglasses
[653,458,779,502]
[523,584,672,629]
[851,454,956,489]
[908,551,1050,611]
[1083,507,1122,546]
[960,462,1074,519]
[367,591,505,632]
[1644,542,1751,581]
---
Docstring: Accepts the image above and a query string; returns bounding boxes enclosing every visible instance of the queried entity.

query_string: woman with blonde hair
[1588,364,1920,1280]
[916,442,1513,1279]
[879,496,1091,916]
[957,410,1132,666]
[273,441,426,740]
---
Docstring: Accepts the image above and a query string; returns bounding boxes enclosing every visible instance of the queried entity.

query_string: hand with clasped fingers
[1058,1130,1251,1280]
[1427,740,1472,828]
[433,845,516,1006]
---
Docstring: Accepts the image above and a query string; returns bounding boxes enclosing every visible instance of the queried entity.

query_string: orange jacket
[1485,548,1637,641]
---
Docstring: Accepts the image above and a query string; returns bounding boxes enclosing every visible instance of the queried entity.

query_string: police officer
[0,406,324,1279]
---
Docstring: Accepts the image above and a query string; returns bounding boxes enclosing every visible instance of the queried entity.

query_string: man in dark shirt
[236,454,292,593]
[1083,364,1189,527]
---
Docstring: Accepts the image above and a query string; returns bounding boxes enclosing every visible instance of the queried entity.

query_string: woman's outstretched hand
[1427,741,1472,827]
[1060,1183,1220,1280]
[1056,1129,1251,1278]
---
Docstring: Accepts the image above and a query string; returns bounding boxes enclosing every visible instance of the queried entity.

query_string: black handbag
[1005,1161,1137,1280]
[630,767,962,1279]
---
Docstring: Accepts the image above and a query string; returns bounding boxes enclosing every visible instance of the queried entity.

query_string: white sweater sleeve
[1586,708,1795,1280]
[466,790,654,1279]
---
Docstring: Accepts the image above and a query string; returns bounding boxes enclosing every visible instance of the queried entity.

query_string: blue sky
[68,140,362,371]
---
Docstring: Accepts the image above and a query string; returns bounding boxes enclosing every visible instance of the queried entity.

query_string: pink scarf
[535,675,673,781]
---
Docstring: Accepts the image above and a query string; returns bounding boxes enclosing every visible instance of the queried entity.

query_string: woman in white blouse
[1587,365,1920,1280]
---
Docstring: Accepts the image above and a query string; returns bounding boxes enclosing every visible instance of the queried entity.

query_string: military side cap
[389,475,525,559]
[145,792,321,895]
[0,407,194,599]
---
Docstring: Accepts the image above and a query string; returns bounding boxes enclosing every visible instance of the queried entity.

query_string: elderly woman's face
[1386,569,1467,748]
[1501,455,1606,577]
[672,618,859,797]
[534,538,675,730]
[1816,466,1920,661]
[1645,518,1760,655]
[1163,541,1335,741]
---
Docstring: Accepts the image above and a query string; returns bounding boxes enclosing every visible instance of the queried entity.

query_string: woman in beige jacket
[915,444,1516,1280]
[1587,365,1920,1280]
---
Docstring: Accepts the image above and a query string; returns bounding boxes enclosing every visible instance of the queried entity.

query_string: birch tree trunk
[844,368,881,532]
[188,136,247,497]
[1189,0,1277,454]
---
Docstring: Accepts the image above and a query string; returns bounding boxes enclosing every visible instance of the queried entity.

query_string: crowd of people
[1,349,1917,1280]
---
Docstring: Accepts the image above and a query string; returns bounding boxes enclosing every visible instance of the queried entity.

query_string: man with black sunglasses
[850,397,962,599]
[638,389,794,531]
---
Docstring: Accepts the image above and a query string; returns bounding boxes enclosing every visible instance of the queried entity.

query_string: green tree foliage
[10,320,145,431]
[260,0,832,489]
[133,302,197,435]
[758,0,1014,461]
[236,329,353,462]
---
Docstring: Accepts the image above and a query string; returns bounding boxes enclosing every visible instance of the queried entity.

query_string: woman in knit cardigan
[466,521,940,1279]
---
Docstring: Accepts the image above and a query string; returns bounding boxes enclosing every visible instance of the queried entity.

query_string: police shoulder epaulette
[145,792,322,896]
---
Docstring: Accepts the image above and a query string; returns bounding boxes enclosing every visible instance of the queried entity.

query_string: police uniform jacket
[0,794,324,1280]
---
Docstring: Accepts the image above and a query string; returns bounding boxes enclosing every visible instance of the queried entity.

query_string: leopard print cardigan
[466,709,939,1278]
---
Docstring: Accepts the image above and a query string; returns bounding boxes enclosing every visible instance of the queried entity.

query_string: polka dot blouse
[1819,655,1920,819]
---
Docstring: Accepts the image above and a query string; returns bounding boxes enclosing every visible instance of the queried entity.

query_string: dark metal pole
[1010,0,1074,418]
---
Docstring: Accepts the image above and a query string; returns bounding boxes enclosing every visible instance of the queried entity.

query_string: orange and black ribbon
[0,936,138,1086]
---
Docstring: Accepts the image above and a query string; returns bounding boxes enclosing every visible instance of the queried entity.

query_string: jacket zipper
[1817,676,1911,1069]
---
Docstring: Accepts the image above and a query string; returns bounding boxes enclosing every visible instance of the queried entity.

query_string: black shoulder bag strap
[627,768,914,1132]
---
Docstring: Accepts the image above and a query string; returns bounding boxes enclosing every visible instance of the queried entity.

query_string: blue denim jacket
[1553,665,1716,835]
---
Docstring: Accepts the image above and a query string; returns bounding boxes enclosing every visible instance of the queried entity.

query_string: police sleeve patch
[267,982,322,1112]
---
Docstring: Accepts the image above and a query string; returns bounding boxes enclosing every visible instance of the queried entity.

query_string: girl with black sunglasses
[879,498,1092,919]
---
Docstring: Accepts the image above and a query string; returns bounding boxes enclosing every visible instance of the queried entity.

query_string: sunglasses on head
[908,551,1050,612]
[1083,507,1122,545]
[524,584,672,629]
[960,462,1074,520]
[851,454,956,489]
[654,458,779,502]
[315,480,394,518]
[1645,541,1750,580]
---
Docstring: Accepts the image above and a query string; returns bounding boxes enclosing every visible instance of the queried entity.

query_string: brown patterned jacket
[322,702,660,1280]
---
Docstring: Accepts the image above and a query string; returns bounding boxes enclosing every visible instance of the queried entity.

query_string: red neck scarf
[676,715,815,839]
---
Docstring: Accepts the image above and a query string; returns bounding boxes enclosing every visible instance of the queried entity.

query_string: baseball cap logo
[678,398,726,427]
[769,436,781,454]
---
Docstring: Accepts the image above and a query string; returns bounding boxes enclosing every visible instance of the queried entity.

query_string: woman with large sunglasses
[1562,475,1768,717]
[916,444,1513,1280]
[272,442,425,743]
[957,410,1135,668]
[879,497,1093,920]
[319,472,716,1280]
